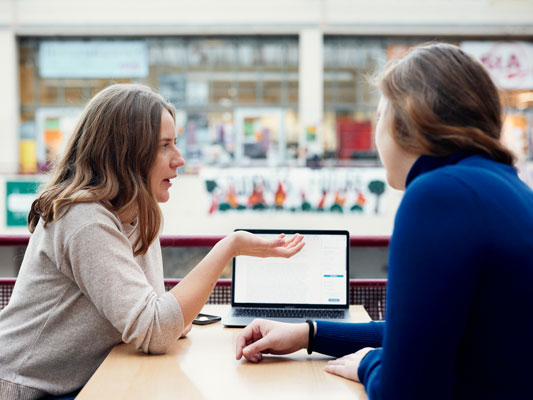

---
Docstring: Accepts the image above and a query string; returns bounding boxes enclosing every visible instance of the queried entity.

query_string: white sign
[39,40,149,78]
[461,41,533,90]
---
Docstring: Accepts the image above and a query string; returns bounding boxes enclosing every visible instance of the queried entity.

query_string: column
[298,28,323,162]
[0,30,19,174]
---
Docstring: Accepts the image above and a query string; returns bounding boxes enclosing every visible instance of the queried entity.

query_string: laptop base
[223,308,351,328]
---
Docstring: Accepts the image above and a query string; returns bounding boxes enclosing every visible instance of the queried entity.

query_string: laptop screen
[232,230,349,307]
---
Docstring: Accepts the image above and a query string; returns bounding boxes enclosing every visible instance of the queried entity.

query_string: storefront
[18,37,300,173]
[8,35,533,236]
[18,36,533,173]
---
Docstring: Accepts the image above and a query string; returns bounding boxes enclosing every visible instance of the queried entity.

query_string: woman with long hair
[0,84,304,399]
[235,43,533,399]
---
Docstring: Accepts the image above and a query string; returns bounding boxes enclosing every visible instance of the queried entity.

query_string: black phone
[192,313,221,325]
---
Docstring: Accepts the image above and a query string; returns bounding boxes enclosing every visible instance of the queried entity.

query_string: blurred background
[0,0,532,277]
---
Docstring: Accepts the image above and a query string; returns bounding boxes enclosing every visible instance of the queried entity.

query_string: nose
[170,148,185,169]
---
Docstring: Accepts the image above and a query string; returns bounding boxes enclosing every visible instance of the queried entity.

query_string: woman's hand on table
[324,347,374,382]
[236,319,310,363]
[229,231,305,259]
[180,323,192,338]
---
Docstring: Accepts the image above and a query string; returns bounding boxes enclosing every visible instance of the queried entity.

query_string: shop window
[18,36,298,173]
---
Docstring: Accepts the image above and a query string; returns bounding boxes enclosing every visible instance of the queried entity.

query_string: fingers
[180,323,192,338]
[324,354,360,381]
[273,233,302,248]
[284,233,303,247]
[242,336,272,361]
[271,234,305,257]
[324,363,348,377]
[236,320,274,362]
[324,359,355,380]
[236,321,259,360]
[279,239,305,258]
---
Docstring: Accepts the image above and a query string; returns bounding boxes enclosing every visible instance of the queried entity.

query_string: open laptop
[223,229,351,327]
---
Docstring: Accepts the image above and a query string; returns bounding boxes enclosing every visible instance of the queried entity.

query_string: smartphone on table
[193,313,221,325]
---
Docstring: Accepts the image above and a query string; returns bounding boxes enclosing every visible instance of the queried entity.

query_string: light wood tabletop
[77,305,371,400]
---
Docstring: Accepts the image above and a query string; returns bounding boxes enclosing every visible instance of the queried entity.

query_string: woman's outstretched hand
[229,231,305,259]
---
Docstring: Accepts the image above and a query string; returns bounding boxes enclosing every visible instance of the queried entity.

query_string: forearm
[170,235,234,324]
[313,321,384,358]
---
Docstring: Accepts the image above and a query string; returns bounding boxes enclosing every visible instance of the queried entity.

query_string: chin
[386,176,403,191]
[156,193,170,203]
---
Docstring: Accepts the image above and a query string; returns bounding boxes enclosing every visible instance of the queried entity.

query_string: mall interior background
[0,0,532,277]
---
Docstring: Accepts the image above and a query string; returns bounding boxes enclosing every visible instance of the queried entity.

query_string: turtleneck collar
[405,153,473,188]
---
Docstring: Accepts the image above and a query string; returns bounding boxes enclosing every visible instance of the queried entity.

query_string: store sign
[5,181,41,227]
[39,41,148,78]
[461,41,533,90]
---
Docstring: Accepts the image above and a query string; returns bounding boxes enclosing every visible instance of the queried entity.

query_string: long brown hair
[28,84,176,256]
[378,42,515,165]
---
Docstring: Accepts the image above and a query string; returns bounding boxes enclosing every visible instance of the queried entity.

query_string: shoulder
[401,166,478,216]
[47,201,126,243]
[394,161,488,246]
[58,201,122,229]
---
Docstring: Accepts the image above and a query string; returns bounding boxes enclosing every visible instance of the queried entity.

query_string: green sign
[6,181,40,227]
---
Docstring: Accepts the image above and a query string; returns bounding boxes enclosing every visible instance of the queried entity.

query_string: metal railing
[0,235,389,320]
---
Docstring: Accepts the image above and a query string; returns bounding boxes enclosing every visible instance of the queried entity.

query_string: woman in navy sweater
[235,43,533,399]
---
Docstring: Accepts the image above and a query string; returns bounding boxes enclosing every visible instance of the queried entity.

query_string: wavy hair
[28,84,176,256]
[378,42,515,166]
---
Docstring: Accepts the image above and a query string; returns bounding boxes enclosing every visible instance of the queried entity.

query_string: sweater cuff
[357,347,382,386]
[313,320,384,358]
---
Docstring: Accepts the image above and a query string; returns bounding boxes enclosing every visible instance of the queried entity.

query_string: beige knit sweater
[0,202,184,399]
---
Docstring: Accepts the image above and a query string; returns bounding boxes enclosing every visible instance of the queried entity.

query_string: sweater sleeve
[314,321,384,358]
[62,220,184,354]
[358,172,485,399]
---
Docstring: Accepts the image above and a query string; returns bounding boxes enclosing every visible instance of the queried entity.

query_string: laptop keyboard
[234,308,345,319]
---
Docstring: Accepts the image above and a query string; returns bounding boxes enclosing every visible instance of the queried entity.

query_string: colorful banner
[201,167,387,215]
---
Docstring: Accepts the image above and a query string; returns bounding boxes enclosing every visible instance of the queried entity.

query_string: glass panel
[288,81,298,104]
[261,41,285,67]
[20,110,35,123]
[237,81,258,104]
[64,86,83,105]
[237,41,258,67]
[213,81,235,104]
[89,79,110,98]
[19,65,35,106]
[337,71,357,104]
[39,82,58,105]
[264,81,281,104]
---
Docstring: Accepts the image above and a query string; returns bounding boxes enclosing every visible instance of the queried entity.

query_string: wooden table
[78,305,371,399]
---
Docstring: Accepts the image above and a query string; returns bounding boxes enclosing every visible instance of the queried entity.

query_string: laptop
[223,229,351,327]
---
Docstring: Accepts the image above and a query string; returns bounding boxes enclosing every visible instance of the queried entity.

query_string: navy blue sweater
[314,154,533,399]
